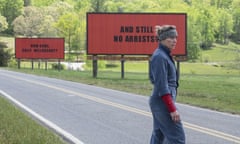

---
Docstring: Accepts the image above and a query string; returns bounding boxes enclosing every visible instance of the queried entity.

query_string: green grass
[201,42,240,62]
[180,62,240,75]
[178,74,240,114]
[0,96,66,144]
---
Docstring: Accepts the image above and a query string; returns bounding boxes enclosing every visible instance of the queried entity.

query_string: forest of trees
[1,0,240,63]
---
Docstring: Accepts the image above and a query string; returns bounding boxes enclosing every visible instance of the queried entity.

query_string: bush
[106,63,118,68]
[8,58,18,68]
[51,63,65,70]
[0,48,12,67]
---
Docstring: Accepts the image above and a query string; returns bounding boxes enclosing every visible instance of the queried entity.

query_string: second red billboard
[15,38,65,59]
[87,13,187,56]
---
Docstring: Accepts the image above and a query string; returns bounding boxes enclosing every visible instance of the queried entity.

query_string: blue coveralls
[149,44,185,144]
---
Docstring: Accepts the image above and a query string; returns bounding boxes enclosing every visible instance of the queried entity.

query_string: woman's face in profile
[162,36,177,51]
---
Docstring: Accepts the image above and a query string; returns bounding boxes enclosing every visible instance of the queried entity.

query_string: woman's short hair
[155,25,178,41]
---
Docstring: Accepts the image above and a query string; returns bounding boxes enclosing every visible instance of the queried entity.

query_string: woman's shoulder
[152,48,168,60]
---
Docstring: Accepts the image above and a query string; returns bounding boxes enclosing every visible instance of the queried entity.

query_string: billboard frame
[87,12,188,78]
[87,12,187,56]
[15,37,65,59]
[15,37,65,70]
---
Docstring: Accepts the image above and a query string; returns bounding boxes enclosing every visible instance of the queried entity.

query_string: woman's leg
[151,110,185,144]
[150,113,165,144]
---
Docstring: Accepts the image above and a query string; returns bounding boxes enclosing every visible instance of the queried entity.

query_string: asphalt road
[0,69,239,144]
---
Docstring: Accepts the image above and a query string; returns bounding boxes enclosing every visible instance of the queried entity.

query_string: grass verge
[0,95,66,144]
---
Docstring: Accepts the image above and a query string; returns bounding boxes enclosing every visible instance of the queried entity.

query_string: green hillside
[201,42,240,62]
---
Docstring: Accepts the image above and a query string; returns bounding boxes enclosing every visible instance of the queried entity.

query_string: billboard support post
[17,59,21,69]
[93,55,98,78]
[121,55,125,79]
[38,60,40,69]
[45,60,48,70]
[58,59,61,71]
[31,59,34,70]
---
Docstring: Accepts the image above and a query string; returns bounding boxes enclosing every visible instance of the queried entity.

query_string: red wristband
[161,94,176,112]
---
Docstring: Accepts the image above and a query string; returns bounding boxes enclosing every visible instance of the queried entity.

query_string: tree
[74,0,91,11]
[210,0,233,9]
[12,6,44,37]
[50,1,74,17]
[76,7,88,52]
[43,1,73,25]
[186,8,201,60]
[24,0,32,6]
[0,14,8,32]
[32,0,56,6]
[54,12,80,61]
[0,0,23,34]
[231,0,240,43]
[39,15,57,37]
[0,14,10,66]
[90,0,107,12]
[74,0,91,56]
[215,9,233,44]
[192,5,216,49]
[0,44,11,66]
[104,1,125,12]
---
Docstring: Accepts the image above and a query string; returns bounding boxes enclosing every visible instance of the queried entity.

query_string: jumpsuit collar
[158,44,179,88]
[158,43,174,62]
[159,43,171,55]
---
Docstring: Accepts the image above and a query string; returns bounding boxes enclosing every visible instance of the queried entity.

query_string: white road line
[0,90,85,144]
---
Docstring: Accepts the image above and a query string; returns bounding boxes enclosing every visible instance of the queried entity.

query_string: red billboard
[15,38,65,59]
[87,13,187,56]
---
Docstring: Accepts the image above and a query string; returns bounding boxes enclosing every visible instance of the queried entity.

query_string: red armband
[161,94,176,113]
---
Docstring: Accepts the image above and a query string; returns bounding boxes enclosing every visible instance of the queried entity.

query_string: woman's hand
[170,111,181,123]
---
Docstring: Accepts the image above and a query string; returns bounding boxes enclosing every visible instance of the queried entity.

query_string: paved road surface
[0,69,239,144]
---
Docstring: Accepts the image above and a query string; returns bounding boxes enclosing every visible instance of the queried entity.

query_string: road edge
[0,90,84,144]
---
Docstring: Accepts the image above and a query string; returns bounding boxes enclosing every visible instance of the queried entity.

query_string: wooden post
[93,55,98,78]
[17,59,21,69]
[58,59,61,71]
[31,59,34,70]
[38,59,40,69]
[45,60,48,70]
[121,55,125,79]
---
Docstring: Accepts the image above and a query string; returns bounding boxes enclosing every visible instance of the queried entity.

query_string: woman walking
[149,25,185,144]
